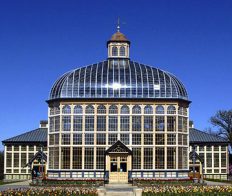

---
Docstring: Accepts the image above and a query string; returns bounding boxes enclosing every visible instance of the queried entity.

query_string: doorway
[109,156,129,183]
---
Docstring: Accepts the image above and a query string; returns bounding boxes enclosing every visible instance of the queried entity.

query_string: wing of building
[1,30,229,182]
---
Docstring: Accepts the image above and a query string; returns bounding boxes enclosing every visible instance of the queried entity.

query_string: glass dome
[49,59,188,100]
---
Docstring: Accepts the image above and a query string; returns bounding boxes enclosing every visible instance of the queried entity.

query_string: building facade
[2,30,229,182]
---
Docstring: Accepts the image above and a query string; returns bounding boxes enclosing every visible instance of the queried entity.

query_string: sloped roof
[2,128,47,144]
[2,127,229,145]
[189,128,228,144]
[109,31,129,42]
[25,150,47,167]
[105,140,132,155]
[189,151,204,163]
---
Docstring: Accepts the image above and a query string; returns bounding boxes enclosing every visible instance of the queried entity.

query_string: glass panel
[85,105,94,114]
[120,163,127,172]
[156,105,164,114]
[132,105,141,114]
[144,105,153,114]
[73,147,82,169]
[119,46,125,56]
[74,105,82,114]
[121,105,130,114]
[97,105,106,114]
[111,162,117,172]
[62,105,71,114]
[109,105,118,114]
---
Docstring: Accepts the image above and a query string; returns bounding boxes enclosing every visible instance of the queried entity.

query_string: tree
[0,151,4,180]
[210,109,232,146]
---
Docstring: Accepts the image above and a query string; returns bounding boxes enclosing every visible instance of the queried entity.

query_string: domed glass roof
[49,59,188,100]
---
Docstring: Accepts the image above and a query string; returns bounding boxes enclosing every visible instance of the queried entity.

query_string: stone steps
[97,184,142,196]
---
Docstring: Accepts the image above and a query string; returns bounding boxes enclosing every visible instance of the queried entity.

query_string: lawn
[0,181,4,185]
[0,180,21,186]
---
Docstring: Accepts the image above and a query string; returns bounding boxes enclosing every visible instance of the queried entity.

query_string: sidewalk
[205,180,231,186]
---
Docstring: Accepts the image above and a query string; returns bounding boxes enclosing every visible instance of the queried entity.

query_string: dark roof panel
[189,128,228,144]
[2,128,47,144]
[2,127,228,145]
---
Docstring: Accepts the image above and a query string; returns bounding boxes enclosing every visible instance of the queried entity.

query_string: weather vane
[117,17,120,32]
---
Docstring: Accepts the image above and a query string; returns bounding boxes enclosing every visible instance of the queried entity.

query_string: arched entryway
[105,141,132,183]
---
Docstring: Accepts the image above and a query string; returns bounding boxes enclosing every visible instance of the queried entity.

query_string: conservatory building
[2,30,229,183]
[46,31,190,183]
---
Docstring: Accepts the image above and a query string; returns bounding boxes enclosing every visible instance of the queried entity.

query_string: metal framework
[49,60,188,100]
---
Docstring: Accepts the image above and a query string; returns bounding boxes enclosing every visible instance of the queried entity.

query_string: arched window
[167,105,176,114]
[132,105,141,114]
[74,105,83,114]
[156,105,164,114]
[112,46,118,56]
[50,107,55,115]
[55,107,60,114]
[109,105,118,114]
[62,105,71,114]
[144,105,153,114]
[120,46,125,56]
[85,105,94,114]
[121,105,130,114]
[183,108,188,116]
[178,107,183,115]
[97,105,106,114]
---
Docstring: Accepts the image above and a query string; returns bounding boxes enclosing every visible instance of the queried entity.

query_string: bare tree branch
[210,109,232,146]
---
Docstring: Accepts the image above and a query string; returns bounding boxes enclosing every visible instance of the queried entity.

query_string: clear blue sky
[0,0,231,150]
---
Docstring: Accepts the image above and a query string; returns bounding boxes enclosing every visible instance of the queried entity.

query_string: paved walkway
[0,180,30,192]
[205,180,231,186]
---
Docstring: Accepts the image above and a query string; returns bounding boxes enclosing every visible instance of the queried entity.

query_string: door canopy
[105,140,132,155]
[25,150,47,167]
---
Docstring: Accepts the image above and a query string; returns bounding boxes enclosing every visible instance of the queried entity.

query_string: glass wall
[48,103,189,171]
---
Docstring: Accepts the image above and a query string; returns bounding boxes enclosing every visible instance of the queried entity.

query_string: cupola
[107,27,130,59]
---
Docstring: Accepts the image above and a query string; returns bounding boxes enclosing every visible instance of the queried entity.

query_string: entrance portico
[105,141,132,183]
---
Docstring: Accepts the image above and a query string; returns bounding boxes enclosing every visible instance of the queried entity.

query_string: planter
[32,179,37,185]
[193,178,198,183]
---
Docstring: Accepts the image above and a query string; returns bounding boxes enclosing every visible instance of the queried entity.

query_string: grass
[0,180,21,185]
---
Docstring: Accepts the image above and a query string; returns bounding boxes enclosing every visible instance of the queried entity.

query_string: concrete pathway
[0,180,30,192]
[205,180,231,186]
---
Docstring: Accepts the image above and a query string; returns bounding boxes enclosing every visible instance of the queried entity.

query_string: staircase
[97,184,142,196]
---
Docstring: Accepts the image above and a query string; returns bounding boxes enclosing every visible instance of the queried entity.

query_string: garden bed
[30,178,104,187]
[133,178,194,187]
[142,185,232,195]
[0,187,97,196]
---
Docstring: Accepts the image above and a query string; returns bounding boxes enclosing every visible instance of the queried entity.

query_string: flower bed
[133,178,193,186]
[31,178,104,187]
[0,187,97,196]
[143,185,232,195]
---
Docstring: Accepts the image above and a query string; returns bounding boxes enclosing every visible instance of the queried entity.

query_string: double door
[109,156,128,183]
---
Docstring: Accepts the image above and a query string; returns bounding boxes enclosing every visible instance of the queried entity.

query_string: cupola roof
[107,31,130,45]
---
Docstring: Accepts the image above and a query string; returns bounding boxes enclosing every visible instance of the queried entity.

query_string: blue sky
[0,0,231,149]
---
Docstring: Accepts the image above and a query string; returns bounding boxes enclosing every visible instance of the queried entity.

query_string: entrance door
[109,156,128,183]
